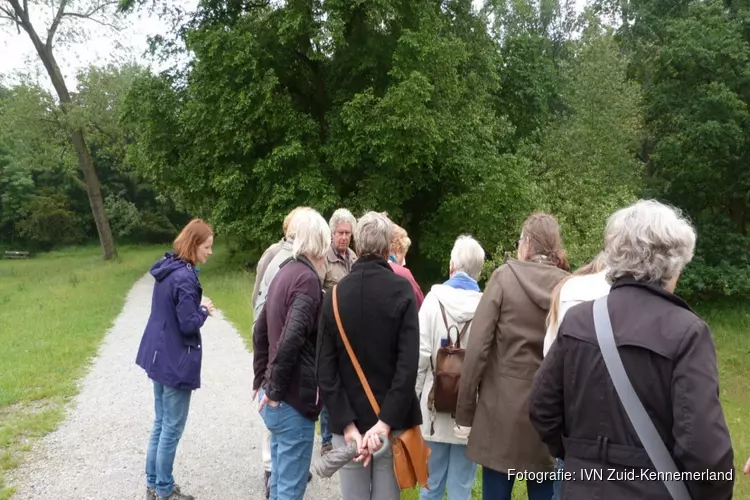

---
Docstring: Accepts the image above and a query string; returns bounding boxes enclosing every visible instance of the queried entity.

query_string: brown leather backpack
[427,301,471,416]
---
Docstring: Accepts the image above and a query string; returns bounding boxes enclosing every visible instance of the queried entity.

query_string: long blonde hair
[546,252,607,330]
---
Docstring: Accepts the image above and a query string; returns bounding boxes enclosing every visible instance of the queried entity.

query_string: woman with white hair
[415,235,485,500]
[530,200,734,500]
[317,211,422,499]
[253,208,331,500]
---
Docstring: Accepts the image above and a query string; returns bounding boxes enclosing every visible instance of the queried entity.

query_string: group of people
[135,199,738,500]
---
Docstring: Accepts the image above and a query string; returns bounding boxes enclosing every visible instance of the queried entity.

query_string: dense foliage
[2,0,749,298]
[0,67,188,251]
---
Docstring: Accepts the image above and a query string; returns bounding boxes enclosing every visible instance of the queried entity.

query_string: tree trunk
[20,11,118,260]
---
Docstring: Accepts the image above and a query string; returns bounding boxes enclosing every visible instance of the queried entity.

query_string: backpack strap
[456,319,472,349]
[437,299,471,349]
[438,301,449,331]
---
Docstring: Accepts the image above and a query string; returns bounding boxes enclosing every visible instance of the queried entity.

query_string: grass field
[0,245,163,499]
[2,246,750,499]
[197,246,255,348]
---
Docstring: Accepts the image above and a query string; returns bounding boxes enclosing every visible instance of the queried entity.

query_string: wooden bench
[4,251,29,259]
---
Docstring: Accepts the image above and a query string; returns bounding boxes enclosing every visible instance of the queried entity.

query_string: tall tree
[124,0,533,280]
[0,0,118,259]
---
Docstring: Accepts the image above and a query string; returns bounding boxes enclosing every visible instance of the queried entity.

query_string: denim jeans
[482,466,553,500]
[552,459,564,500]
[419,441,477,500]
[319,405,332,445]
[261,394,315,500]
[146,381,192,498]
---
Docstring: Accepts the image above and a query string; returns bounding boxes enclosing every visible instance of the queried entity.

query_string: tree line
[1,0,749,299]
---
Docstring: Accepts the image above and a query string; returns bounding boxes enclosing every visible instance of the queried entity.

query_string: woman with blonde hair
[542,252,609,500]
[136,219,216,500]
[388,223,424,308]
[544,252,609,356]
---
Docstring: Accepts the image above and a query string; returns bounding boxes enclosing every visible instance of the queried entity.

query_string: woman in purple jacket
[136,219,216,500]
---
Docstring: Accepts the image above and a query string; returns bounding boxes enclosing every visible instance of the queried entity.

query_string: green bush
[16,195,85,250]
[104,194,176,244]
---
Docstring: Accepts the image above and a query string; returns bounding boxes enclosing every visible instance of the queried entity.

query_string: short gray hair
[292,209,332,260]
[355,212,392,258]
[329,208,356,233]
[604,200,696,286]
[450,235,485,280]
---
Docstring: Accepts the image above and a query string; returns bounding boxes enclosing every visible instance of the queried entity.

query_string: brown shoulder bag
[332,285,431,490]
[427,301,471,417]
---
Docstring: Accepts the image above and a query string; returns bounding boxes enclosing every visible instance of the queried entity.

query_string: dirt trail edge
[8,274,340,499]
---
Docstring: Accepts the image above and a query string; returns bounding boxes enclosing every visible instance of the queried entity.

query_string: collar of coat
[352,254,392,271]
[278,254,320,280]
[326,244,353,264]
[610,276,694,313]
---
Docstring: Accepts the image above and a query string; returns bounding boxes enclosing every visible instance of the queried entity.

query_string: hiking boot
[157,484,194,500]
[320,442,333,456]
[146,488,156,500]
[264,471,271,499]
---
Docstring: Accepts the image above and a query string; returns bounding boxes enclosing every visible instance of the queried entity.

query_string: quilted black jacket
[253,255,324,420]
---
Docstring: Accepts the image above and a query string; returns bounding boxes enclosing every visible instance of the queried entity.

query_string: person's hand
[201,298,215,315]
[744,456,750,474]
[363,420,391,459]
[258,393,279,412]
[343,423,369,465]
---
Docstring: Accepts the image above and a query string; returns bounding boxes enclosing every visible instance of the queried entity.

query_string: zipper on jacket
[152,351,158,364]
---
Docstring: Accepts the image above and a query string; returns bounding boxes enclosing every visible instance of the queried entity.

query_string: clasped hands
[343,420,390,467]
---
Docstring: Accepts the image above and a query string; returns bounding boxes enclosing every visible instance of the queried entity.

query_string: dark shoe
[320,442,333,456]
[157,484,194,500]
[264,470,271,499]
[146,488,156,500]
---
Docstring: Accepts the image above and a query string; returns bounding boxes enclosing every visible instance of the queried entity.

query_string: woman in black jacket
[530,200,734,500]
[316,211,421,500]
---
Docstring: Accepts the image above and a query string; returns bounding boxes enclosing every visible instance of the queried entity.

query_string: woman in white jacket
[542,252,610,500]
[415,236,485,500]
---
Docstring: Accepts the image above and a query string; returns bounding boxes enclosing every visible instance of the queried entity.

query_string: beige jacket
[322,245,357,291]
[455,258,568,473]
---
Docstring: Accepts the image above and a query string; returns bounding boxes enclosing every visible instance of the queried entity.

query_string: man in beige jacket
[318,208,357,455]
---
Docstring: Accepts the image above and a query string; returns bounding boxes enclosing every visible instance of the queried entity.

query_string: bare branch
[22,0,26,18]
[58,1,120,30]
[61,11,118,29]
[47,0,69,48]
[1,1,23,33]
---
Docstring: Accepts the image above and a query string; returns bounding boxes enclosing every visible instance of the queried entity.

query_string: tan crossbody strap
[332,285,381,416]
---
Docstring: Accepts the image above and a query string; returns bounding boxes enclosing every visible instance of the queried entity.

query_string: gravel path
[8,274,340,500]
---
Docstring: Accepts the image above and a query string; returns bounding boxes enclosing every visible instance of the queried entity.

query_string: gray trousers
[332,434,400,500]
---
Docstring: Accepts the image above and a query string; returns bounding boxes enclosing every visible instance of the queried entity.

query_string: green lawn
[2,246,750,500]
[0,244,163,499]
[197,246,255,348]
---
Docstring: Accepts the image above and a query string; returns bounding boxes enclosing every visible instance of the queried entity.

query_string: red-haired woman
[136,219,216,500]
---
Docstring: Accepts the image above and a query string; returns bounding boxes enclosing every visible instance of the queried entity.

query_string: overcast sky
[0,0,587,92]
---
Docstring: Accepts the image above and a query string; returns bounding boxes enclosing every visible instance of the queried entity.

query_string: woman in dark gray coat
[530,200,734,500]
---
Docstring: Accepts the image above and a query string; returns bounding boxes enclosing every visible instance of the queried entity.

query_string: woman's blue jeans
[260,391,315,500]
[145,381,192,498]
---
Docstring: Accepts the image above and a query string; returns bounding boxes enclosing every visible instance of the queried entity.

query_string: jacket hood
[506,258,567,310]
[150,252,191,282]
[429,284,482,324]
